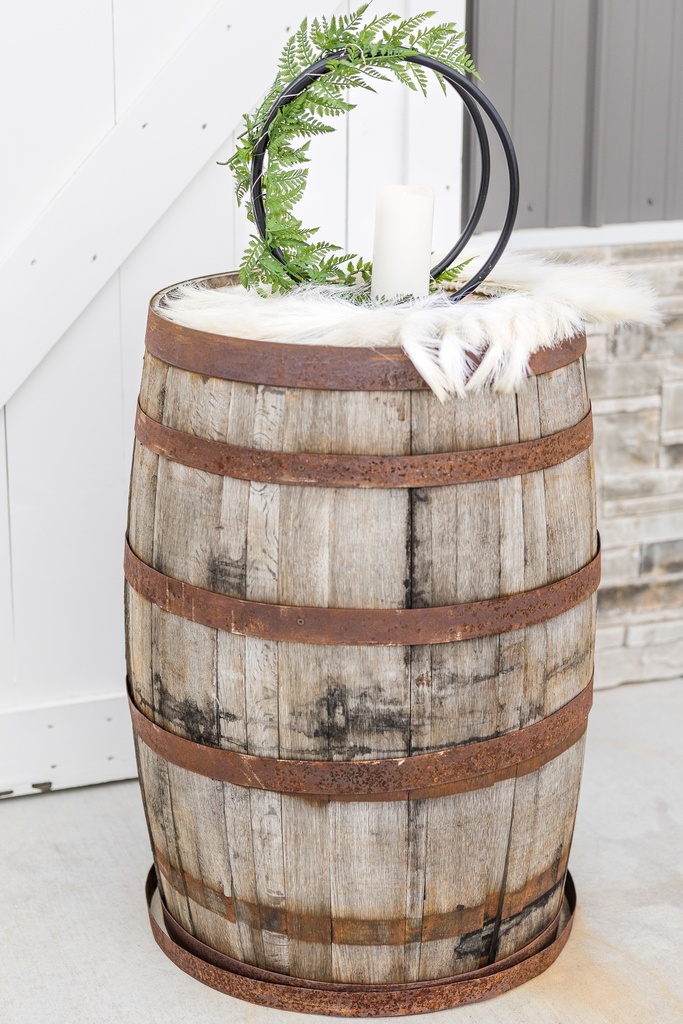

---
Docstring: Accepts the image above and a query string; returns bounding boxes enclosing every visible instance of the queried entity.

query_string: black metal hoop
[250,50,519,302]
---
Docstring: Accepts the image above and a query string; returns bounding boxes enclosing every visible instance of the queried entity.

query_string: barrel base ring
[145,867,576,1016]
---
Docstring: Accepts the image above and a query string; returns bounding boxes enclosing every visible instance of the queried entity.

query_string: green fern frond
[295,18,316,66]
[381,12,434,46]
[279,34,300,80]
[286,113,335,138]
[430,257,475,290]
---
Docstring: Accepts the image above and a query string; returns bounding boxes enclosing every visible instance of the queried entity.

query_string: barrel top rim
[150,271,418,358]
[148,272,587,391]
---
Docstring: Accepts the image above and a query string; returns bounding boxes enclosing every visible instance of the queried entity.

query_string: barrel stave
[415,782,517,978]
[494,737,586,960]
[282,793,333,981]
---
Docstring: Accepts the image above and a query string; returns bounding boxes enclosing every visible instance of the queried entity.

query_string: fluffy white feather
[157,250,660,397]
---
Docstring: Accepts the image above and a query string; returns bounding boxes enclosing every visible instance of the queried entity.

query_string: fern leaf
[296,18,317,67]
[278,34,300,80]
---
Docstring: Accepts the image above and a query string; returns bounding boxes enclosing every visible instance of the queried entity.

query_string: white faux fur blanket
[157,250,660,399]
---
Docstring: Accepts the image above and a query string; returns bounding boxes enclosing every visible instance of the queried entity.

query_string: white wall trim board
[0,694,135,799]
[0,408,14,686]
[0,0,333,409]
[474,218,683,253]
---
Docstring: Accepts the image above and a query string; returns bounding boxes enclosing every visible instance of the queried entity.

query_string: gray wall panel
[512,0,555,228]
[665,2,683,219]
[628,0,675,221]
[466,0,683,228]
[463,0,516,232]
[547,0,592,226]
[591,0,639,225]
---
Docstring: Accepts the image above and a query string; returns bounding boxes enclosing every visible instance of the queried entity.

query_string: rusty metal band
[124,538,601,647]
[145,866,576,1015]
[152,841,569,946]
[135,402,593,489]
[146,306,586,391]
[128,676,592,799]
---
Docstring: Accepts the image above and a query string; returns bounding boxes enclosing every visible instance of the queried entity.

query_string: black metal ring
[250,49,519,302]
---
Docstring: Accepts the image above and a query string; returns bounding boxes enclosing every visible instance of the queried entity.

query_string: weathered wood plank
[127,443,159,561]
[137,351,169,422]
[330,799,409,983]
[243,384,289,973]
[540,358,596,715]
[215,629,248,754]
[411,384,502,752]
[538,359,594,576]
[134,357,259,967]
[516,374,549,730]
[410,385,513,979]
[135,741,192,933]
[320,391,411,982]
[496,387,526,741]
[146,363,225,739]
[274,419,334,979]
[282,794,332,980]
[277,386,412,981]
[221,780,266,967]
[418,782,516,979]
[494,738,586,960]
[125,588,152,712]
[131,354,204,949]
[403,795,430,979]
[281,388,411,456]
[165,768,243,959]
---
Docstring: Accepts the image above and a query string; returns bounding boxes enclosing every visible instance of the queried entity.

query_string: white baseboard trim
[0,693,136,799]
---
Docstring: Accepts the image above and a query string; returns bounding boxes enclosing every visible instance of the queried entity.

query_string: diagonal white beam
[0,1,333,408]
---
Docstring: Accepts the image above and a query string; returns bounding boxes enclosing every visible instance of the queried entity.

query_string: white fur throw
[157,250,660,399]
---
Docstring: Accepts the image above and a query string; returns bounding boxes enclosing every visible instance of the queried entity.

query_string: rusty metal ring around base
[128,676,592,799]
[124,538,600,647]
[147,290,587,391]
[145,867,576,1015]
[134,403,593,489]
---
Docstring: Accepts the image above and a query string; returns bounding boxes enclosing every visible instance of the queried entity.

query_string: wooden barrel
[125,274,599,1015]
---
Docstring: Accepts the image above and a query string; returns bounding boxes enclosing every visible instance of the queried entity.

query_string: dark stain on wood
[208,555,247,598]
[316,684,411,757]
[152,671,220,746]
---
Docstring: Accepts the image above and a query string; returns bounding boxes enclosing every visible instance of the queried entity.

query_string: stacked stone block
[567,241,683,688]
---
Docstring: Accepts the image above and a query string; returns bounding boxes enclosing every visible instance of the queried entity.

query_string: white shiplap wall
[0,0,465,797]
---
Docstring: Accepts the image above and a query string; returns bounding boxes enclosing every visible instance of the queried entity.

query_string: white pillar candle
[370,185,435,301]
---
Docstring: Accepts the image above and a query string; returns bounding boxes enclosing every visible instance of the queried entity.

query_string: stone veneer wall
[564,240,683,689]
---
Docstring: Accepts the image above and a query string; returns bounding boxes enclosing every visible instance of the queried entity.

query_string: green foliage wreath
[226,5,477,294]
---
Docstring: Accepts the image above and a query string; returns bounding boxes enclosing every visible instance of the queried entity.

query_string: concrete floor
[2,679,682,1024]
